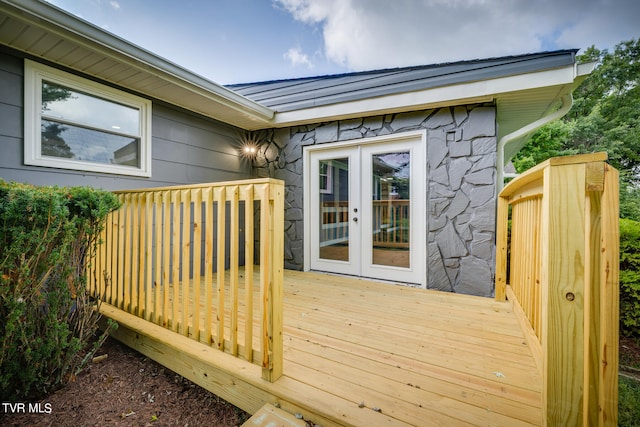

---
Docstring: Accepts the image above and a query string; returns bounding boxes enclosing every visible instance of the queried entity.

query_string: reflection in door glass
[319,158,349,261]
[371,152,410,268]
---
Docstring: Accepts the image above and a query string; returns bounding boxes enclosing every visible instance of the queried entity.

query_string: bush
[0,180,120,401]
[620,218,640,338]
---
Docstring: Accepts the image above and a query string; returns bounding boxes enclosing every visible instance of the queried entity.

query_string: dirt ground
[621,336,640,380]
[2,335,639,427]
[1,337,250,427]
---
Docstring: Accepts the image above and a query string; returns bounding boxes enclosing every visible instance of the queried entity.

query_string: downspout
[496,93,573,192]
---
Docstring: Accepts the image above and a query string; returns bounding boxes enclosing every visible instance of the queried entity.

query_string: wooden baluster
[244,184,255,362]
[171,190,181,333]
[203,187,213,345]
[192,188,202,341]
[181,189,191,337]
[229,185,239,356]
[216,186,226,351]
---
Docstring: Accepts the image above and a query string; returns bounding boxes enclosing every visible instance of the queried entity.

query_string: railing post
[495,195,509,301]
[262,179,284,382]
[539,157,618,426]
[540,161,587,426]
[496,153,618,426]
[590,163,619,425]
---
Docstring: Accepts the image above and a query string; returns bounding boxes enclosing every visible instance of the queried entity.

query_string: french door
[305,134,426,286]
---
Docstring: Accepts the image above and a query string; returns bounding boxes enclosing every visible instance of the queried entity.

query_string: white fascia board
[269,66,577,128]
[3,0,274,123]
[577,61,597,77]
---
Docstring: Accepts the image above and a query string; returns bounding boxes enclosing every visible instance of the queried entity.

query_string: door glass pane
[371,152,410,268]
[319,158,349,261]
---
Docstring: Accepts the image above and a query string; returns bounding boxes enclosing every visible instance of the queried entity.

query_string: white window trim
[319,162,333,194]
[24,59,152,177]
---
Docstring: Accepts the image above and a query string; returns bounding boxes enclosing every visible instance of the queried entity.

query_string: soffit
[0,0,274,130]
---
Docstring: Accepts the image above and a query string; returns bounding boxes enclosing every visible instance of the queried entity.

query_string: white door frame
[303,130,427,287]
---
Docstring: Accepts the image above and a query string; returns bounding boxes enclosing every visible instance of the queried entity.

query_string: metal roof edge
[267,65,578,128]
[1,0,274,122]
[228,49,579,88]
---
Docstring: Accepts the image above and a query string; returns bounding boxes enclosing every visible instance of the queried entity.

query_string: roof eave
[0,0,274,128]
[266,65,578,129]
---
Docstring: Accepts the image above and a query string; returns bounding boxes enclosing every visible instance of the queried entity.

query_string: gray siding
[0,48,251,190]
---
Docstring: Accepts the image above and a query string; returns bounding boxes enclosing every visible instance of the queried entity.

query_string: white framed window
[24,59,152,177]
[319,161,333,194]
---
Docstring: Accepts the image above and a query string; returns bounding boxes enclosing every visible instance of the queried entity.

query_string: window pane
[42,81,140,135]
[41,119,139,167]
[319,158,349,261]
[371,152,410,268]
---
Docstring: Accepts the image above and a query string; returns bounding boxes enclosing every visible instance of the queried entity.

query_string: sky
[45,0,640,85]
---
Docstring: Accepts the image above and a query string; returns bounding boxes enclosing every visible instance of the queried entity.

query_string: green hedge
[620,218,640,338]
[0,180,120,401]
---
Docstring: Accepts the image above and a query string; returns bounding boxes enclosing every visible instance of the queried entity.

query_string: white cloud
[275,0,640,71]
[109,1,120,10]
[284,47,314,68]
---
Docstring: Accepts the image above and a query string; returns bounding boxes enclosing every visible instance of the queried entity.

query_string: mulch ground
[621,336,640,381]
[1,337,250,427]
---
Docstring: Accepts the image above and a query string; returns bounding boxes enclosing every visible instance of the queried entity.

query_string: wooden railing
[372,199,409,248]
[90,178,284,382]
[320,201,349,246]
[495,153,619,426]
[320,199,409,248]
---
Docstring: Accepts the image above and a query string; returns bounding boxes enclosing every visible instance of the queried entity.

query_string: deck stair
[241,403,307,427]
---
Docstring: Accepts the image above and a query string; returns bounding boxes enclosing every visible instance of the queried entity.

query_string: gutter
[496,93,573,192]
[496,59,598,191]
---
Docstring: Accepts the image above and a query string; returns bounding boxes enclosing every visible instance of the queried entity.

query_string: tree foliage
[512,38,640,221]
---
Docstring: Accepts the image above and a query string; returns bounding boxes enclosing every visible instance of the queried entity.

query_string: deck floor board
[105,268,542,426]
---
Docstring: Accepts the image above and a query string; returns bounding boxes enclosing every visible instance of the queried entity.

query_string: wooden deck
[101,268,542,427]
[94,154,619,425]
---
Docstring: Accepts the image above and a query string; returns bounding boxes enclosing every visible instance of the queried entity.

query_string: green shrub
[619,375,640,426]
[0,180,120,401]
[620,218,640,338]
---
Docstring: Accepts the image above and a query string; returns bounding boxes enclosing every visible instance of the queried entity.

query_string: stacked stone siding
[253,104,497,297]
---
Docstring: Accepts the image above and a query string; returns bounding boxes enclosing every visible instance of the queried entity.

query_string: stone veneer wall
[252,104,497,297]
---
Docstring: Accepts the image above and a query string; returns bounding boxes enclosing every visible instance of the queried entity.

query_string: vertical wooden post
[244,185,255,362]
[144,192,153,322]
[216,186,226,351]
[161,191,171,327]
[540,162,586,426]
[494,195,509,301]
[203,187,213,345]
[171,190,181,333]
[192,188,202,341]
[153,192,162,324]
[229,185,239,356]
[123,194,133,313]
[262,180,284,382]
[115,197,126,310]
[597,165,619,426]
[104,210,115,304]
[180,189,191,337]
[259,183,271,379]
